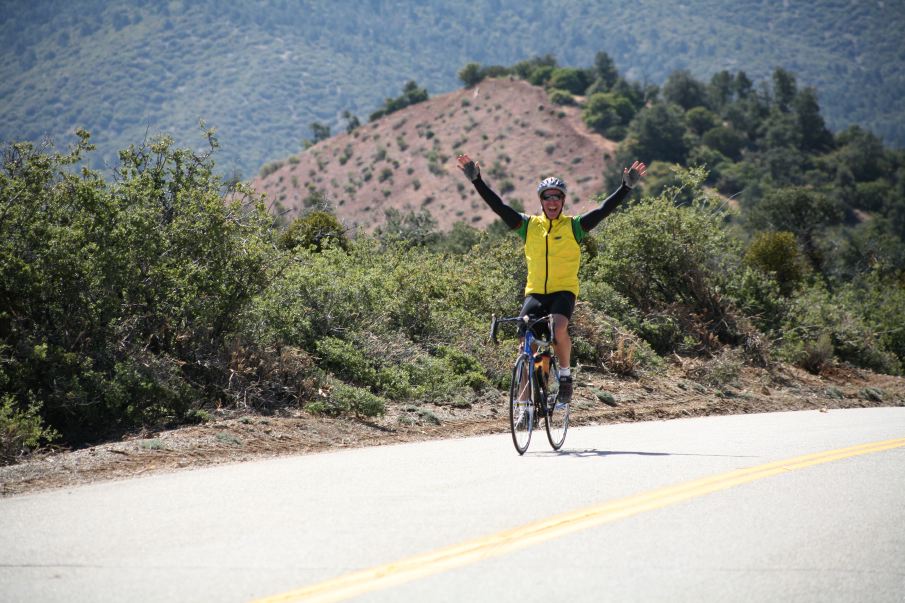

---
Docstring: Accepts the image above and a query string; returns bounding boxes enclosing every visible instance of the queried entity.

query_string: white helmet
[537,177,567,199]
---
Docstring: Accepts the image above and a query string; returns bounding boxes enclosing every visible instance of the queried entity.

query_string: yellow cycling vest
[517,214,587,296]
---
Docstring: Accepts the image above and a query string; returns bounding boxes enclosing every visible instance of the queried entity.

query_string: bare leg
[552,314,571,370]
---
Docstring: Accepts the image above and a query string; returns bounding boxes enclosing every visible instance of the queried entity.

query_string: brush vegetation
[2,56,905,463]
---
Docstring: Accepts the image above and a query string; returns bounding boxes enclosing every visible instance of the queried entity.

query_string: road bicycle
[490,313,570,454]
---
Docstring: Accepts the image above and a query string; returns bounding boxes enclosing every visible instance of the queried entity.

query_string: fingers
[625,161,647,177]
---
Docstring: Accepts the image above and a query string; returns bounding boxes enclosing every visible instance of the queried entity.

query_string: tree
[834,126,886,182]
[369,80,429,121]
[662,69,709,110]
[685,107,719,136]
[708,70,734,110]
[583,92,635,139]
[626,103,689,164]
[307,121,331,147]
[547,67,592,95]
[746,187,845,267]
[512,54,557,79]
[342,110,360,134]
[592,51,619,90]
[793,88,833,152]
[702,126,746,161]
[458,62,483,88]
[771,68,797,112]
[762,110,803,150]
[733,71,753,98]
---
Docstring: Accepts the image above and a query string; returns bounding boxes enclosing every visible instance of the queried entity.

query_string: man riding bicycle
[456,154,647,403]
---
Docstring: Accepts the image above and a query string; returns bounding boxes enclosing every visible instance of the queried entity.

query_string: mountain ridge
[2,0,903,178]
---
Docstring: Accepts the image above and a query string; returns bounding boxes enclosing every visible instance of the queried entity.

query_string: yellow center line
[252,437,905,603]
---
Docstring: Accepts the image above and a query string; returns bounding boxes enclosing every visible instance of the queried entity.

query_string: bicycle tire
[509,355,533,455]
[544,356,569,450]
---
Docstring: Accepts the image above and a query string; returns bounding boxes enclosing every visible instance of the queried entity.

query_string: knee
[553,316,570,339]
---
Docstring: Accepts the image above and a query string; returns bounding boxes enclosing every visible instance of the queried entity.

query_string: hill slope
[252,78,618,232]
[1,0,903,179]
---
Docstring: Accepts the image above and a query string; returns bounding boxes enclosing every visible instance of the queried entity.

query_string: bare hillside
[252,78,618,232]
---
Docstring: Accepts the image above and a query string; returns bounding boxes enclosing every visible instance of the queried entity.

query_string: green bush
[246,235,521,409]
[330,382,386,417]
[586,167,749,353]
[685,107,720,136]
[745,187,845,269]
[458,62,483,88]
[778,283,902,374]
[1,395,58,464]
[744,231,809,295]
[701,126,746,161]
[725,266,789,336]
[548,89,575,106]
[281,211,348,252]
[841,271,905,369]
[528,65,554,86]
[259,160,285,178]
[547,67,592,95]
[583,92,636,138]
[1,131,274,443]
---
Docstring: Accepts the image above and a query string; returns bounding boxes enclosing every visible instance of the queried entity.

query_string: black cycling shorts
[517,291,576,337]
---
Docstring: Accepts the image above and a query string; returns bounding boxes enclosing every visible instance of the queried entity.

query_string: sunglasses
[541,192,564,201]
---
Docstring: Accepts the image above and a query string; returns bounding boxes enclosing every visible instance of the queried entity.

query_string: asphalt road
[1,408,904,602]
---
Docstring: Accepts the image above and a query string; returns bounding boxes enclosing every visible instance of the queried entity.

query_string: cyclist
[456,154,646,402]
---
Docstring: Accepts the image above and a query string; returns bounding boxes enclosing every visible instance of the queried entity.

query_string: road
[1,408,904,602]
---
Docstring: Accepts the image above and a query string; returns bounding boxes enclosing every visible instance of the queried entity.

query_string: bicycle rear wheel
[509,355,533,455]
[544,356,569,450]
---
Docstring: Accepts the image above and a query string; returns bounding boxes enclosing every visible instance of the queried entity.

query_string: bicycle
[490,313,570,454]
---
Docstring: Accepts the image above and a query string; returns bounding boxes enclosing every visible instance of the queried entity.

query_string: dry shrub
[685,347,744,389]
[798,333,834,375]
[740,328,772,368]
[608,334,640,376]
[226,341,319,409]
[570,304,655,376]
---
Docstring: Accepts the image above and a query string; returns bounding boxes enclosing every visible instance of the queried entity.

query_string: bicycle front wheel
[544,356,569,450]
[509,355,533,455]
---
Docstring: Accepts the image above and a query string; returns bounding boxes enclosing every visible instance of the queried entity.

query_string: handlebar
[489,313,556,345]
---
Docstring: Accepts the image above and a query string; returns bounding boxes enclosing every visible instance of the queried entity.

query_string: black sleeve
[472,177,524,230]
[578,182,632,232]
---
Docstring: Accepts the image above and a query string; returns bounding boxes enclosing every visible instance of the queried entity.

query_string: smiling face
[540,189,565,219]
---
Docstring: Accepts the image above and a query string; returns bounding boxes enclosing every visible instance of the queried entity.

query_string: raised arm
[578,161,647,232]
[456,154,524,230]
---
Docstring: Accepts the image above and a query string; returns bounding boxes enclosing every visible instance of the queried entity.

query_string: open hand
[623,160,647,189]
[456,154,481,181]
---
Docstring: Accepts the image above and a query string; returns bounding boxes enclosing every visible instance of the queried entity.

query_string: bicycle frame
[491,312,568,453]
[491,313,556,402]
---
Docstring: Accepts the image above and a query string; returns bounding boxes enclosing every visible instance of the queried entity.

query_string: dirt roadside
[2,362,903,497]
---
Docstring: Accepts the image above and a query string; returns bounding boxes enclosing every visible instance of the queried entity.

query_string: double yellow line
[254,437,905,603]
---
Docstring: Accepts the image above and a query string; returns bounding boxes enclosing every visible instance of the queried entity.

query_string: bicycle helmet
[537,176,567,199]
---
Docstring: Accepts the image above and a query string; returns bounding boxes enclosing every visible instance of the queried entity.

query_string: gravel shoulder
[2,362,903,497]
